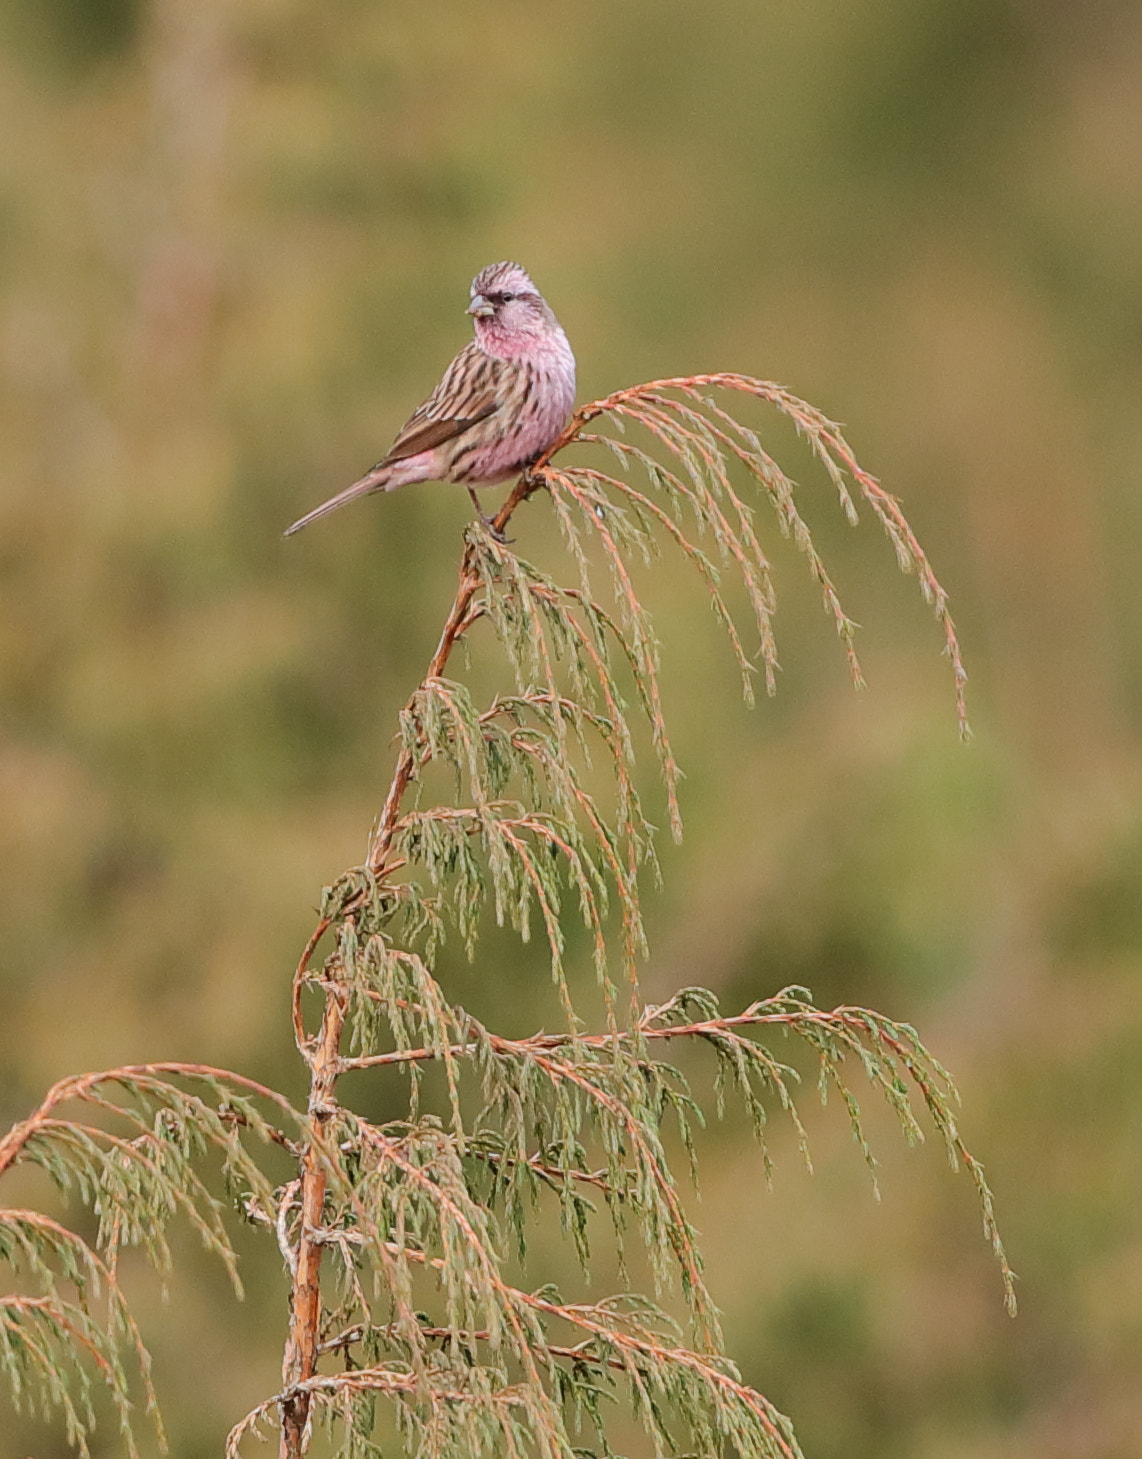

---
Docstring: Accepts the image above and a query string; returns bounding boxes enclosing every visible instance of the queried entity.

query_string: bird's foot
[467,487,513,543]
[480,512,513,544]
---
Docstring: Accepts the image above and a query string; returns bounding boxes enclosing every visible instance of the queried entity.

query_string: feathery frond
[2,373,1004,1459]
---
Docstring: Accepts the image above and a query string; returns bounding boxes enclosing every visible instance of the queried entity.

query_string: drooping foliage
[0,377,1009,1459]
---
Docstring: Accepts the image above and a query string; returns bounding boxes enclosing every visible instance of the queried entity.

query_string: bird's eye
[499,291,515,303]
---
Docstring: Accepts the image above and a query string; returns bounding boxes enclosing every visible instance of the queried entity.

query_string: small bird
[284,262,576,539]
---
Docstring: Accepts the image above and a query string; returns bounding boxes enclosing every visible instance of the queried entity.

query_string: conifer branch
[1,371,1003,1459]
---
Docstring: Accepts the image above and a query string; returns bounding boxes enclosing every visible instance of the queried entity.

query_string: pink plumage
[284,263,576,538]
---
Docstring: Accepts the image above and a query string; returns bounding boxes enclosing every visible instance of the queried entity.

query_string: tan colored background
[2,2,1141,1454]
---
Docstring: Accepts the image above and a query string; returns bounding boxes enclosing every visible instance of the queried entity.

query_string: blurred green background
[3,0,1141,1455]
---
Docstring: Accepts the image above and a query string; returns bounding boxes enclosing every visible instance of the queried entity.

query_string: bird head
[467,262,557,344]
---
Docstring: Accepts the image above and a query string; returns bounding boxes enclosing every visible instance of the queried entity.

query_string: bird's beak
[467,295,495,318]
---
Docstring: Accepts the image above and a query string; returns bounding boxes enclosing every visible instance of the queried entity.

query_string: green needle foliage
[0,375,1011,1459]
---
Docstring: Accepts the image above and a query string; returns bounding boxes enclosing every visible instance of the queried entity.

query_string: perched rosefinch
[284,261,576,539]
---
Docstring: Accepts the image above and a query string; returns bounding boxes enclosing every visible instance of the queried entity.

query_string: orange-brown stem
[279,421,596,1452]
[279,975,348,1459]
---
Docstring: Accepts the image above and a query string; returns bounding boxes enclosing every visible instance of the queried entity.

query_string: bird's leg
[467,485,512,543]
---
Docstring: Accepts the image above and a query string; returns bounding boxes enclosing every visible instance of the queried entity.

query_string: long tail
[283,467,390,537]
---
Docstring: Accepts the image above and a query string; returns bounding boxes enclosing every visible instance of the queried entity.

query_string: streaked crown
[470,261,538,303]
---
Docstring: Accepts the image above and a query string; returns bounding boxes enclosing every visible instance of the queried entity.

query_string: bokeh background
[3,1,1142,1455]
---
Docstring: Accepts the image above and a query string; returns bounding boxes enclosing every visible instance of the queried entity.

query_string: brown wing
[378,342,506,466]
[283,347,508,538]
[380,402,498,464]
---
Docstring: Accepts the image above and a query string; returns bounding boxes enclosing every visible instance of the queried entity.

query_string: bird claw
[481,514,513,544]
[466,486,513,543]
